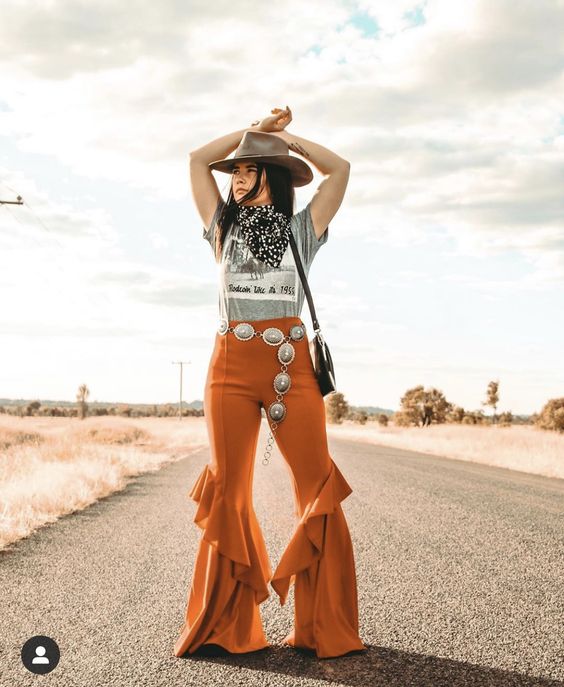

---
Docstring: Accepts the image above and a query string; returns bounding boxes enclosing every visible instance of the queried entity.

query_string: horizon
[0,396,536,418]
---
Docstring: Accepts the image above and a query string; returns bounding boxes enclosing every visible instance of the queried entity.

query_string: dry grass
[327,420,564,480]
[1,415,562,551]
[0,415,208,550]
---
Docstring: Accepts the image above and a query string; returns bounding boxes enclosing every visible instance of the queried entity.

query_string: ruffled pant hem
[270,459,366,658]
[174,459,365,659]
[173,464,272,657]
[270,459,353,604]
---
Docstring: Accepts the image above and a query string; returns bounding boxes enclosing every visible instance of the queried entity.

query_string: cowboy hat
[208,130,314,187]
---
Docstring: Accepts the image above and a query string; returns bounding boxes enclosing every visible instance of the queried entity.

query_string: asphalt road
[1,425,563,687]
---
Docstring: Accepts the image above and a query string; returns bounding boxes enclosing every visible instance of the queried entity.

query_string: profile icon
[32,645,50,664]
[21,635,60,674]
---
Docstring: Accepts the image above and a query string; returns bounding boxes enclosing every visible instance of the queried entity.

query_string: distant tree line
[325,380,564,434]
[2,380,563,434]
[0,399,203,419]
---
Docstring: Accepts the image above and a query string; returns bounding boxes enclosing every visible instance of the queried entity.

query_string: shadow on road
[177,642,563,686]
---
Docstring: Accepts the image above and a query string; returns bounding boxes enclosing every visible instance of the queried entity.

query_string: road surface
[1,425,563,686]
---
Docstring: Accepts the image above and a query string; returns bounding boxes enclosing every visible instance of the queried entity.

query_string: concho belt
[217,319,307,465]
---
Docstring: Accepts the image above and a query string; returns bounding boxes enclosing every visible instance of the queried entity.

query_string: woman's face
[232,162,272,205]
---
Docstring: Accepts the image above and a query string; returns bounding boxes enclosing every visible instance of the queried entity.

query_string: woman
[174,106,366,659]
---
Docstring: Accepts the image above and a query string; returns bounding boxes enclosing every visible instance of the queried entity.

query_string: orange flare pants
[173,315,365,659]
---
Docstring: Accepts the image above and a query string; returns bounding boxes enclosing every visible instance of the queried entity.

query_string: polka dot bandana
[236,203,292,268]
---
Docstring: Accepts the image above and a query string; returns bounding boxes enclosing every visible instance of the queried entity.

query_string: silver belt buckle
[233,322,255,340]
[289,323,306,341]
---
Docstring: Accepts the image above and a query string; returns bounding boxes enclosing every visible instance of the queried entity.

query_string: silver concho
[289,324,305,341]
[274,372,291,394]
[268,401,286,422]
[263,327,284,345]
[233,322,254,340]
[278,342,295,364]
[218,319,228,335]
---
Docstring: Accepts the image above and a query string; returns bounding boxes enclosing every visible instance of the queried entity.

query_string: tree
[26,400,41,416]
[76,384,90,420]
[397,385,452,427]
[461,409,486,425]
[447,405,466,423]
[498,411,513,426]
[348,408,368,424]
[535,398,564,433]
[325,392,349,424]
[482,380,500,424]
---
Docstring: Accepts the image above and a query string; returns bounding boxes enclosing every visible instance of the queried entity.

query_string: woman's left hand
[252,106,292,133]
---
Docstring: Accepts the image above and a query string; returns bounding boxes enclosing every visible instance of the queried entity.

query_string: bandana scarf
[236,203,292,268]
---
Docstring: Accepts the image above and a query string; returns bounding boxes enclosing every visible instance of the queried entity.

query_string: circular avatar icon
[21,635,60,674]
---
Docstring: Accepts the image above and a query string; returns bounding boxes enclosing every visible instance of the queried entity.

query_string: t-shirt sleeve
[292,201,329,267]
[202,197,226,251]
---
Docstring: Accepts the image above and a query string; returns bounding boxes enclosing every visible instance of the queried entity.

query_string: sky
[0,0,563,415]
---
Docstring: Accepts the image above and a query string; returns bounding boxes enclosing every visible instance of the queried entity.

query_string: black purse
[288,232,337,396]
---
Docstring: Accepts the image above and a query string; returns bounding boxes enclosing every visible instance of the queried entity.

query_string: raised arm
[189,128,252,230]
[189,109,294,230]
[270,126,350,239]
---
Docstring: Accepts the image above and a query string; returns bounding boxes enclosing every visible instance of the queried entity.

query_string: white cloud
[1,0,563,409]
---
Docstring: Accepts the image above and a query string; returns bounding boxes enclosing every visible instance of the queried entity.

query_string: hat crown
[231,131,289,163]
[207,130,313,187]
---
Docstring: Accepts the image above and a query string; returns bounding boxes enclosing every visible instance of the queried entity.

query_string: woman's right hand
[251,106,292,133]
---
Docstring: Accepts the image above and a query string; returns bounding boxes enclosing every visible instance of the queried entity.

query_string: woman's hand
[251,106,292,133]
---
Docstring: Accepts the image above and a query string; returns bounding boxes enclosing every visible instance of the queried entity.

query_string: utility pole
[0,195,23,205]
[172,361,191,420]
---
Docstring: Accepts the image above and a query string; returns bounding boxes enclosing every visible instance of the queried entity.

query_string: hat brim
[208,154,313,187]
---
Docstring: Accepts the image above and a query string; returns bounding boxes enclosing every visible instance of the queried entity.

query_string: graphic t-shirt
[203,198,329,322]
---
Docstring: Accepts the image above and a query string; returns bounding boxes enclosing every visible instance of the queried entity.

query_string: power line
[0,183,115,311]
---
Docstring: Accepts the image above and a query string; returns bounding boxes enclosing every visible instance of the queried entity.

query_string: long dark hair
[212,161,295,261]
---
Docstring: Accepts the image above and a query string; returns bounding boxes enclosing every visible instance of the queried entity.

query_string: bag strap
[288,231,321,333]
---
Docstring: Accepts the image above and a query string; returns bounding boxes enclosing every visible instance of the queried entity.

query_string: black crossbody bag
[288,232,337,396]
